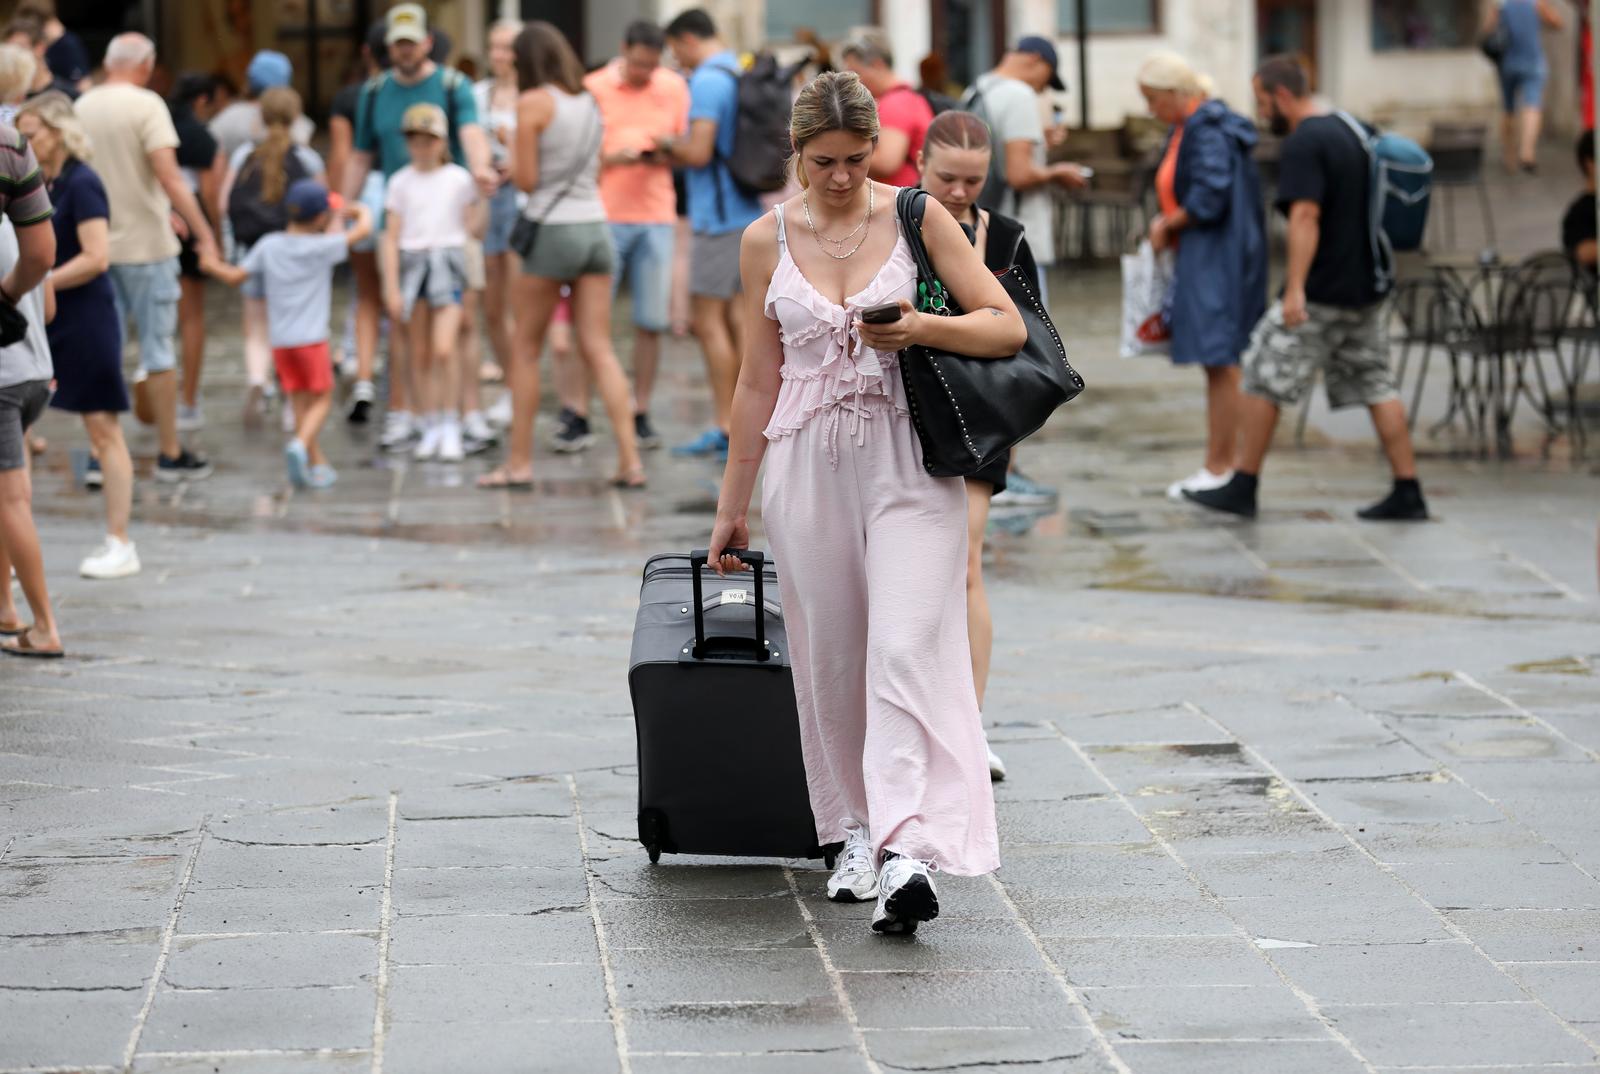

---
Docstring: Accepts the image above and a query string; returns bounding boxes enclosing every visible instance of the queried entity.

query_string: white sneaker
[827,824,879,903]
[413,421,443,461]
[380,411,415,452]
[79,536,141,580]
[987,745,1007,782]
[871,856,940,935]
[462,410,496,446]
[176,403,204,432]
[436,420,465,463]
[1167,468,1234,501]
[486,394,513,428]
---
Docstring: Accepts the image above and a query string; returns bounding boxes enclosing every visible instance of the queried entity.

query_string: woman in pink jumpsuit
[707,72,1027,935]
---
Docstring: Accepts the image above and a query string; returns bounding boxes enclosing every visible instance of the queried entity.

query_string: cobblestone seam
[983,874,1135,1073]
[1452,670,1600,763]
[1189,699,1600,1060]
[569,773,632,1074]
[1048,719,1379,1071]
[121,815,208,1073]
[369,792,399,1074]
[780,865,885,1074]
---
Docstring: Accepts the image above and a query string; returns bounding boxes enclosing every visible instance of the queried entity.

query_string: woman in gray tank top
[478,21,645,490]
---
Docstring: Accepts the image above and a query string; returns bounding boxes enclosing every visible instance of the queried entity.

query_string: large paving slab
[3,239,1598,1073]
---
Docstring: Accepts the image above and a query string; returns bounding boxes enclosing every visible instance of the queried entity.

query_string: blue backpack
[1336,112,1433,295]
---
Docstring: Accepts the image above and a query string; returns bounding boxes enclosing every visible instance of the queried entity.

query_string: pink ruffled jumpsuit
[759,205,1000,877]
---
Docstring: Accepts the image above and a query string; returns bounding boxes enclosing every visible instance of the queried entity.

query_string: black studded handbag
[892,187,1083,479]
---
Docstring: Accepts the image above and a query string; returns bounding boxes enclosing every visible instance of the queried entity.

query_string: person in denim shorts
[1186,55,1427,523]
[581,20,687,452]
[75,33,217,481]
[0,121,64,657]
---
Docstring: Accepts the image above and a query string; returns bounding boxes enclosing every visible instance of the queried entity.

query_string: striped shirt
[0,126,53,229]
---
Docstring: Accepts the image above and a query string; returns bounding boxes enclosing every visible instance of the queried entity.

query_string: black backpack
[709,53,806,197]
[227,145,311,247]
[920,87,959,116]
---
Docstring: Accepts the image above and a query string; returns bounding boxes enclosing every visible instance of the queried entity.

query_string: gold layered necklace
[803,183,874,261]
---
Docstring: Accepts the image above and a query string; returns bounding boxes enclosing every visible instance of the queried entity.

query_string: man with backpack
[339,3,492,452]
[1185,54,1428,523]
[660,8,765,459]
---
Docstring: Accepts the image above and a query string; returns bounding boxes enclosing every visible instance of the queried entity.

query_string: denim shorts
[0,379,51,471]
[610,222,674,332]
[398,247,467,319]
[483,184,520,257]
[108,258,181,374]
[1500,66,1546,112]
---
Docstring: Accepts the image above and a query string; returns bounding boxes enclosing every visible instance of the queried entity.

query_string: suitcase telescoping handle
[688,548,769,663]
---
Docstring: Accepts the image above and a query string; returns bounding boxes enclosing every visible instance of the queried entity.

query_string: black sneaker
[1357,479,1429,521]
[550,408,594,454]
[1183,472,1258,518]
[156,449,213,483]
[634,412,663,451]
[347,381,375,425]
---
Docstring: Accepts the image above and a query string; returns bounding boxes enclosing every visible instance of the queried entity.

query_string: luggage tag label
[719,589,749,606]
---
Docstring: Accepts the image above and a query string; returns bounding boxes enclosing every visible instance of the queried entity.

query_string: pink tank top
[762,203,918,465]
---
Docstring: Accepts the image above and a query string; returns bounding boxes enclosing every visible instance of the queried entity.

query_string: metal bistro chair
[1426,122,1495,251]
[1498,252,1593,456]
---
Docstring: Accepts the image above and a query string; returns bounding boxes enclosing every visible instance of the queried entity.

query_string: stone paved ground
[3,225,1599,1072]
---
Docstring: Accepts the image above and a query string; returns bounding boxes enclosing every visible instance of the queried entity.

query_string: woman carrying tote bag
[707,71,1024,936]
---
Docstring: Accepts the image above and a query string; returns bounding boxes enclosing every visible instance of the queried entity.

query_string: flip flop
[1,628,64,659]
[476,468,534,491]
[610,468,648,490]
[0,619,25,636]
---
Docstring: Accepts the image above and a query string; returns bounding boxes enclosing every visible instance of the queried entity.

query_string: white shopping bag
[1119,240,1173,358]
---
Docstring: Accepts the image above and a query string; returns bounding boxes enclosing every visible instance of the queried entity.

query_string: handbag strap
[895,187,955,315]
[526,95,603,224]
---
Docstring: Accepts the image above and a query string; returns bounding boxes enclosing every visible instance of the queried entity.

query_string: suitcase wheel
[647,845,661,864]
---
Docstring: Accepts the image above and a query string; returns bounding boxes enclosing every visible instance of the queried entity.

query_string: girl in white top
[381,102,485,464]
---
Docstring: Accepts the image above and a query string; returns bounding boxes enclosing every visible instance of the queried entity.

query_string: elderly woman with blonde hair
[1138,50,1266,501]
[13,91,143,579]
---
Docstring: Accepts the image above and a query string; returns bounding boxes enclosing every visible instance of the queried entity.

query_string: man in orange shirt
[584,20,688,449]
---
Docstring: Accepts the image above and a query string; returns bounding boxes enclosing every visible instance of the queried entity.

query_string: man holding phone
[584,20,689,448]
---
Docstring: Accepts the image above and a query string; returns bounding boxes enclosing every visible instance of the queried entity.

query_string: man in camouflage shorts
[1186,54,1427,522]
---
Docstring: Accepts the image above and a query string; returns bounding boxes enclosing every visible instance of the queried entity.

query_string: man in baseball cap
[386,3,428,45]
[1013,35,1065,92]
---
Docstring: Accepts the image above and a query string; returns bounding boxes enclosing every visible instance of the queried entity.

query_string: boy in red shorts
[205,180,371,488]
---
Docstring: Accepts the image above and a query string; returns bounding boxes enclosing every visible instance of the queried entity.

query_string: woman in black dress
[16,91,140,580]
[915,110,1042,783]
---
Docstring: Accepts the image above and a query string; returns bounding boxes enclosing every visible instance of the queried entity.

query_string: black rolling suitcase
[627,549,834,867]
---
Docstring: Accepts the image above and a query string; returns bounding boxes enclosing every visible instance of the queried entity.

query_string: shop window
[1057,0,1161,35]
[767,1,873,44]
[1373,0,1479,51]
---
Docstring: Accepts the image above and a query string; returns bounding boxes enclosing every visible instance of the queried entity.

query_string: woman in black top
[915,109,1040,784]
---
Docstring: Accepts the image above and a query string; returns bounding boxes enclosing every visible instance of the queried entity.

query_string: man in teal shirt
[343,4,492,187]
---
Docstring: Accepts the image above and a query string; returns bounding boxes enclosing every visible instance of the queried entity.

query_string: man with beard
[1185,54,1427,523]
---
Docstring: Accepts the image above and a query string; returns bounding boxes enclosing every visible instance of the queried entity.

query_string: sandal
[611,467,647,490]
[0,619,24,636]
[477,467,534,490]
[1,627,64,659]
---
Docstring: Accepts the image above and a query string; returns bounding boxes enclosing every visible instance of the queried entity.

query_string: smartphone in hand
[859,301,904,324]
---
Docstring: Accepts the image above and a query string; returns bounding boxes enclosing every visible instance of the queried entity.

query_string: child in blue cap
[205,180,371,489]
